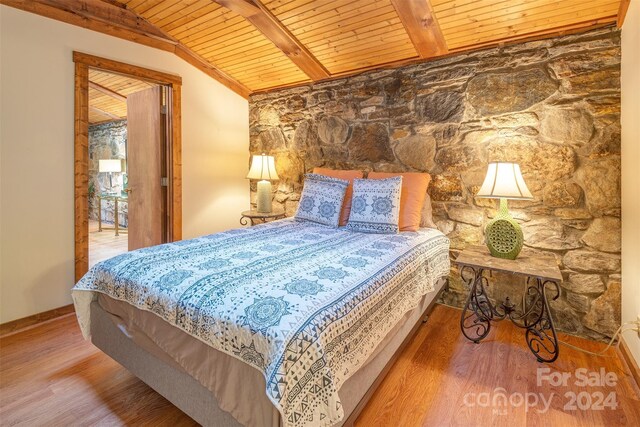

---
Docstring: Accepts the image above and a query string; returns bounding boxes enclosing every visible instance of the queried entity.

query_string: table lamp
[246,154,279,213]
[476,162,533,260]
[99,159,122,194]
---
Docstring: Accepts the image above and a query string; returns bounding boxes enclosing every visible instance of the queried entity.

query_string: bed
[73,218,450,427]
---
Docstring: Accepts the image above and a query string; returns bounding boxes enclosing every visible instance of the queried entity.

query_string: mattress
[73,219,450,427]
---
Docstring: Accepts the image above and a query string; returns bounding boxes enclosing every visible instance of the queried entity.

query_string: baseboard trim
[0,304,75,338]
[618,335,640,391]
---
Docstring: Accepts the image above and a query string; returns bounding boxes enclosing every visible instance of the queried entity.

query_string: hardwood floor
[89,219,128,268]
[359,306,640,427]
[0,305,638,426]
[0,314,195,426]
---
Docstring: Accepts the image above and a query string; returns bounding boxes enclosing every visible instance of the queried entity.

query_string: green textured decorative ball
[484,198,524,260]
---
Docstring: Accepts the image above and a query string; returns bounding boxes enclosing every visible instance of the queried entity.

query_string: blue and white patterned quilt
[73,219,450,427]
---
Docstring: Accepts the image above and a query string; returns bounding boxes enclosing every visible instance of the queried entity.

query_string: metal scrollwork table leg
[239,216,252,226]
[523,278,560,363]
[459,265,560,363]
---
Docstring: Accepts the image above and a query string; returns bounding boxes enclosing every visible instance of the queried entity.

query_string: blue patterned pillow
[295,174,349,227]
[346,176,403,234]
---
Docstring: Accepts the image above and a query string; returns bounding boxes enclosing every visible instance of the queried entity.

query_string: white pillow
[295,174,349,227]
[346,176,403,234]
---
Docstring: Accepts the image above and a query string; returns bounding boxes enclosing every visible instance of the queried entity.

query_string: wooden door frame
[73,51,182,282]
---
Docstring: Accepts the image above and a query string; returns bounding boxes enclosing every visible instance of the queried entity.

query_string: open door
[126,86,167,250]
[74,52,182,281]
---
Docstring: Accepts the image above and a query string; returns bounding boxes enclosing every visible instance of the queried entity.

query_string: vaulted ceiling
[4,0,630,98]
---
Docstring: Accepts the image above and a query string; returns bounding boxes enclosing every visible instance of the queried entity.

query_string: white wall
[621,0,640,366]
[0,7,249,323]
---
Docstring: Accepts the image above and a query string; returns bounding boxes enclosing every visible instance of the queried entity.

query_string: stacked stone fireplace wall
[248,28,622,340]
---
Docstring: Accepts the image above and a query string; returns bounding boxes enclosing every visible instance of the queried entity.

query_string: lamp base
[256,180,273,213]
[485,198,524,260]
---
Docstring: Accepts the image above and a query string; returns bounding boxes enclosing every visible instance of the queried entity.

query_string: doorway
[74,52,182,281]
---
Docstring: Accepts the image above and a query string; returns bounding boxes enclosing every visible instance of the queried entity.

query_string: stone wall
[88,120,128,227]
[248,28,621,340]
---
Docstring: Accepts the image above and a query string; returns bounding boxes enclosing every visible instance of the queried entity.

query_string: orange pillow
[368,172,431,232]
[313,168,364,226]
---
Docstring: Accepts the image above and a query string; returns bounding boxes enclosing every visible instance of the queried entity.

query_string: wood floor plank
[0,305,638,426]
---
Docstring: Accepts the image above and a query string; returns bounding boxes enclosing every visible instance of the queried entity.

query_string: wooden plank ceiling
[120,0,312,91]
[432,0,621,50]
[88,69,156,124]
[4,0,627,97]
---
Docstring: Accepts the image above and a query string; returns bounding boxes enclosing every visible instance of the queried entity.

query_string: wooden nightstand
[240,209,286,226]
[454,245,563,363]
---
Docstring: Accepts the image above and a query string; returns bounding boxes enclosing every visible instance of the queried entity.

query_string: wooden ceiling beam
[89,80,127,102]
[212,0,330,81]
[1,0,252,98]
[0,0,177,51]
[390,0,448,58]
[90,105,122,120]
[215,0,261,16]
[617,0,630,28]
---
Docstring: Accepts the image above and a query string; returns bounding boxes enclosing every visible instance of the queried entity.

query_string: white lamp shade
[99,159,122,173]
[477,162,533,200]
[246,154,279,180]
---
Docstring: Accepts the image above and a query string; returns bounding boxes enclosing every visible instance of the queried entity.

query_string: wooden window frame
[73,52,182,282]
